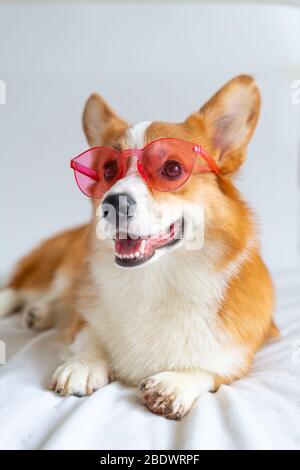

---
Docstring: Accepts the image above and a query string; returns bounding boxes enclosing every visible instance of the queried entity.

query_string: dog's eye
[103,160,118,181]
[162,160,182,179]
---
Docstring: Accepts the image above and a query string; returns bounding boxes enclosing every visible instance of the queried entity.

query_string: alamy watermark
[96,198,205,252]
[0,80,6,104]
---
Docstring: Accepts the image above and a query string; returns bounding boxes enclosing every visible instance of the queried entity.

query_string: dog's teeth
[135,251,140,258]
[130,254,134,259]
[140,240,146,253]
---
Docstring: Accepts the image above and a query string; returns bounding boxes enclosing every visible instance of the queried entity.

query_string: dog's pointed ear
[196,75,260,174]
[83,94,128,146]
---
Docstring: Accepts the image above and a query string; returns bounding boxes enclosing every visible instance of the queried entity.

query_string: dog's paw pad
[50,359,109,397]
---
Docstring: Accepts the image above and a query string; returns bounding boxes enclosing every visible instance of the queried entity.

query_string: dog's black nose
[102,193,137,220]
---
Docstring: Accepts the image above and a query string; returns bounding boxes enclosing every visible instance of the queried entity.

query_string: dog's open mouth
[114,218,184,267]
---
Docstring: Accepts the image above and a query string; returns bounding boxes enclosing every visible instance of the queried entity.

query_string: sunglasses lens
[141,139,196,192]
[72,147,123,198]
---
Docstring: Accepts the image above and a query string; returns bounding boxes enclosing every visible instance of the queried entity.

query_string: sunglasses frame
[70,137,219,198]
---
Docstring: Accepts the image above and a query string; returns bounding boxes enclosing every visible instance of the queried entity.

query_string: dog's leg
[139,370,214,420]
[21,272,72,330]
[51,326,110,397]
[22,302,55,330]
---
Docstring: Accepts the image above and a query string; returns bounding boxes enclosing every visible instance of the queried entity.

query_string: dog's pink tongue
[115,237,143,256]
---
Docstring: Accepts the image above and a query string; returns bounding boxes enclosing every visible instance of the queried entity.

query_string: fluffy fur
[0,75,278,420]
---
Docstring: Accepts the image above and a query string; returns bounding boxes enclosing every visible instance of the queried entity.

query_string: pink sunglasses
[70,137,219,199]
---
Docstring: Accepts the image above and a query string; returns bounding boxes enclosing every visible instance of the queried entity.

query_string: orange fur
[9,225,88,291]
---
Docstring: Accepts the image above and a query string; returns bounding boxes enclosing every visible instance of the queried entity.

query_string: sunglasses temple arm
[70,160,99,180]
[193,146,220,175]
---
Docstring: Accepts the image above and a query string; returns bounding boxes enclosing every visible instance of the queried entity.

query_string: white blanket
[0,277,299,450]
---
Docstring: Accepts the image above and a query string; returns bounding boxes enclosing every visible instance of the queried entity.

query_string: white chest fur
[85,250,247,385]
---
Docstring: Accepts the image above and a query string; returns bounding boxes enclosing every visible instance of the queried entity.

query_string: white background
[0,0,299,275]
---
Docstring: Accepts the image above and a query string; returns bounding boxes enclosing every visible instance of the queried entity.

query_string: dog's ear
[83,94,128,146]
[196,75,260,174]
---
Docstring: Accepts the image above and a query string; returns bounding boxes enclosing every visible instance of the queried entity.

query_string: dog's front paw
[50,358,109,397]
[139,372,194,420]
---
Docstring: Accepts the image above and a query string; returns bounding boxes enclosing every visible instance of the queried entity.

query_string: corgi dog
[0,75,278,420]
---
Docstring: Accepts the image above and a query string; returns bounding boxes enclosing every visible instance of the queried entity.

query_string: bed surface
[0,274,299,450]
